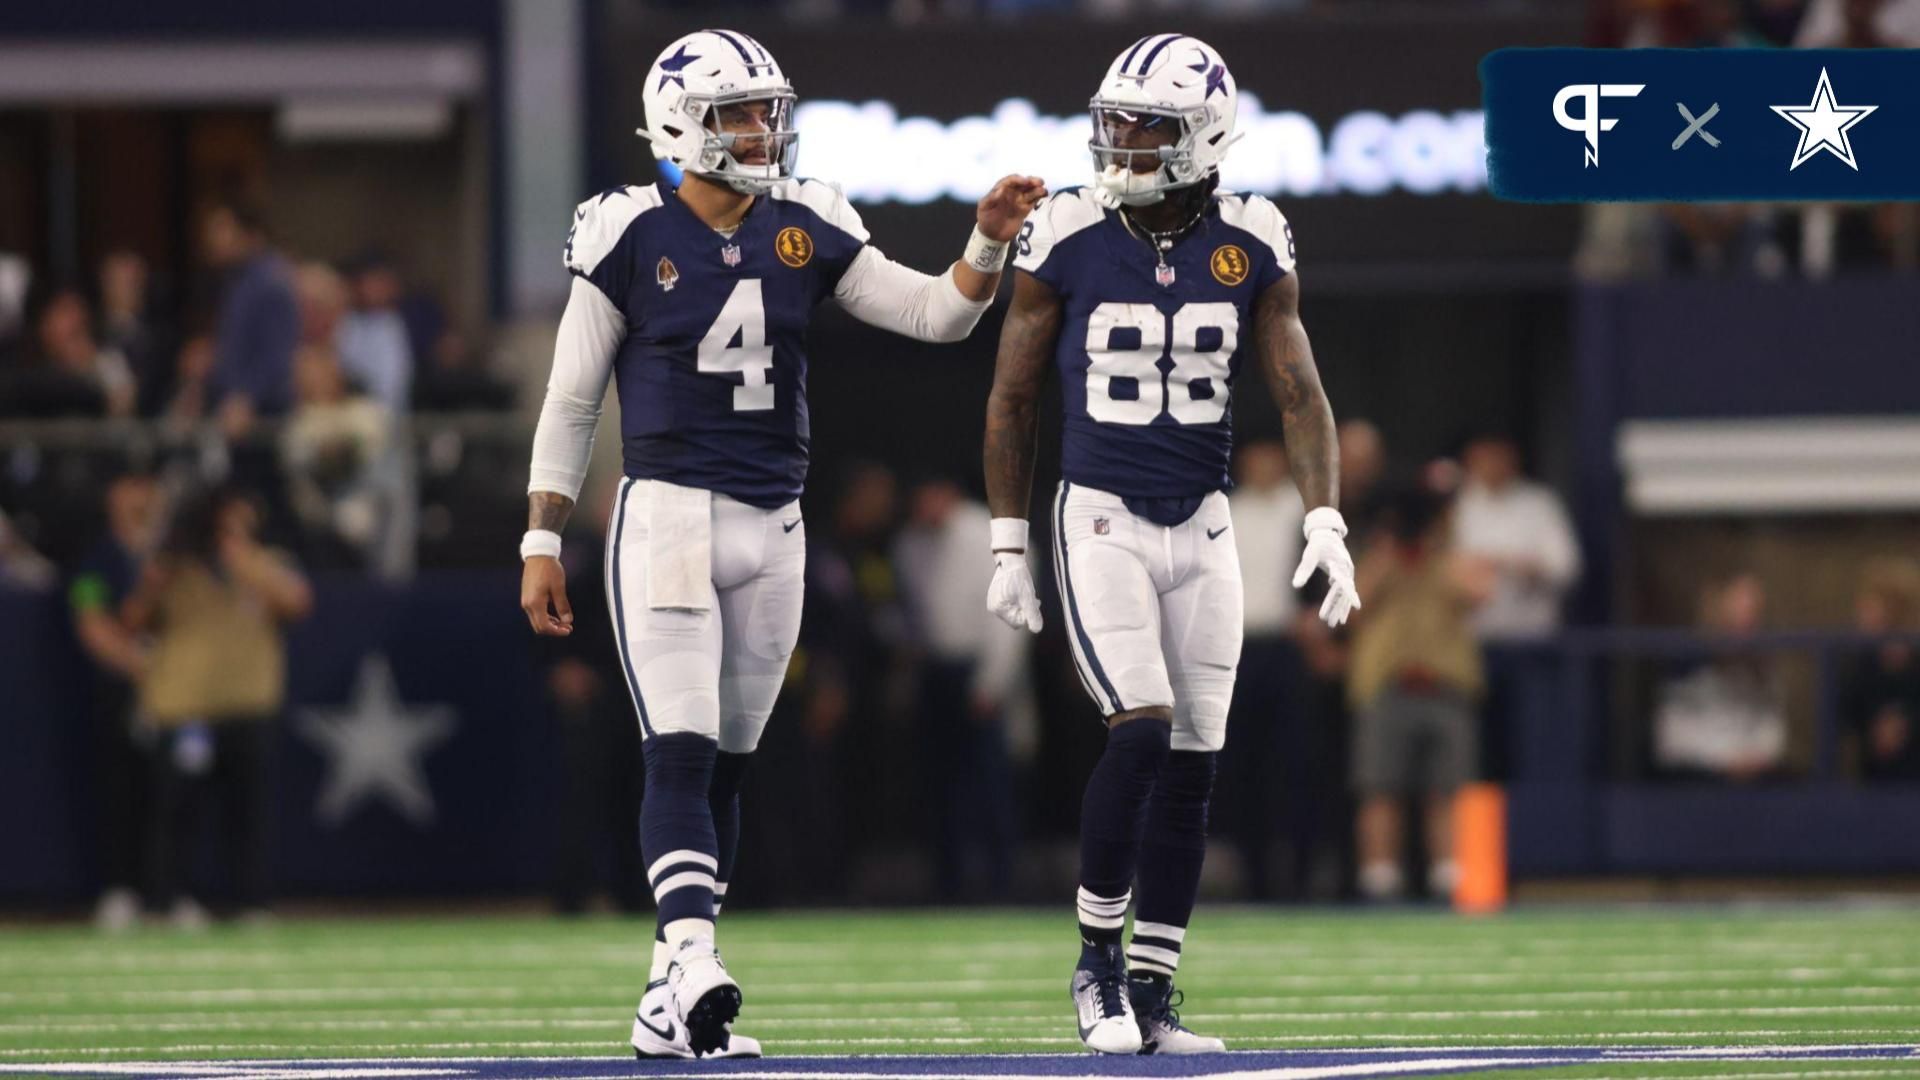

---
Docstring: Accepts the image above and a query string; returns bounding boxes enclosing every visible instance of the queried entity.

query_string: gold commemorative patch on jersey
[775,227,814,269]
[1210,244,1250,287]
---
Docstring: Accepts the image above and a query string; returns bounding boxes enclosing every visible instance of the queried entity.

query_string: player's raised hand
[987,551,1045,633]
[521,556,574,636]
[976,175,1049,243]
[1292,507,1361,628]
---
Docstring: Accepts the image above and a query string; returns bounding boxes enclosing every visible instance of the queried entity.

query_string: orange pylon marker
[1452,783,1507,914]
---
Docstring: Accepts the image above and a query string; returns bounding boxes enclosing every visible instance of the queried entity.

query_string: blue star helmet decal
[1204,63,1228,100]
[656,44,701,92]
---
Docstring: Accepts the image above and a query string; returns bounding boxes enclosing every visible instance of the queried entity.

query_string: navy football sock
[709,750,752,917]
[1077,717,1172,952]
[1129,750,1216,977]
[641,733,719,948]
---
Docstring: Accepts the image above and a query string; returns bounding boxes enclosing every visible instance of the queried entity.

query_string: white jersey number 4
[698,280,775,411]
[1083,301,1238,426]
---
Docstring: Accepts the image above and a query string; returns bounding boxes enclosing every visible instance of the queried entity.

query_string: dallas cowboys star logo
[1185,53,1228,100]
[656,44,701,93]
[1771,67,1876,171]
[296,654,456,828]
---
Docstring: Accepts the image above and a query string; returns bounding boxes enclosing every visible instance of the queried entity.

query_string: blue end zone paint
[9,1045,1917,1079]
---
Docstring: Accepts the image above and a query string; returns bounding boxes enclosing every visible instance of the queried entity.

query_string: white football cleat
[1071,943,1142,1054]
[664,937,744,1056]
[632,979,761,1059]
[1131,973,1225,1055]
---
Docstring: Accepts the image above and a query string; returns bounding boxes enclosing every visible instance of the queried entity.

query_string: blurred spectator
[413,329,515,412]
[295,261,351,349]
[123,486,312,926]
[1452,433,1581,642]
[201,197,299,437]
[337,254,414,414]
[280,346,395,570]
[546,479,646,914]
[748,462,899,903]
[97,250,174,416]
[1222,441,1306,898]
[1795,0,1920,45]
[68,472,160,930]
[1337,419,1388,543]
[1348,486,1491,901]
[893,477,1029,900]
[1840,559,1920,781]
[161,334,216,429]
[0,502,57,590]
[38,288,137,418]
[1280,419,1389,899]
[1653,573,1788,781]
[0,251,29,350]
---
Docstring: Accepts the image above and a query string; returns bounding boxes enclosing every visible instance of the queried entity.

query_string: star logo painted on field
[656,45,701,93]
[1771,67,1876,171]
[296,655,456,828]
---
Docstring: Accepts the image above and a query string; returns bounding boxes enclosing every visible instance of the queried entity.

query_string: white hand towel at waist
[645,481,713,612]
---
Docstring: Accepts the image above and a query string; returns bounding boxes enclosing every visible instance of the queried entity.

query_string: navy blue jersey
[565,178,868,508]
[1014,186,1296,499]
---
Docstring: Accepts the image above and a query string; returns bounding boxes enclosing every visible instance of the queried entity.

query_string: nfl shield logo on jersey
[1093,516,1110,535]
[656,256,679,292]
[1154,263,1177,287]
[721,243,743,267]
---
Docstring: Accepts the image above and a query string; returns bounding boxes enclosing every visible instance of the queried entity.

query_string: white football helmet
[637,29,797,195]
[1089,34,1239,206]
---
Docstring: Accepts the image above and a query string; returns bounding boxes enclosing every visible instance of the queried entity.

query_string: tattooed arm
[1257,270,1361,626]
[983,270,1062,534]
[1254,272,1337,510]
[982,270,1061,633]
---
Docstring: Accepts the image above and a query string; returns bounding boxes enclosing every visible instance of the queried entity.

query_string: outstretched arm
[1257,271,1360,626]
[982,270,1061,634]
[833,175,1046,342]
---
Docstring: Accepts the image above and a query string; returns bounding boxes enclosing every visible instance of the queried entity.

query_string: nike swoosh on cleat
[1207,526,1228,540]
[635,1011,677,1042]
[783,519,801,533]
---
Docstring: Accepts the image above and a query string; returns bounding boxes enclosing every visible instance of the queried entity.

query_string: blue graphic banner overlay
[1484,48,1920,202]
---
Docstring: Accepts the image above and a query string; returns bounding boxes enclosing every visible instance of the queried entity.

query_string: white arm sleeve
[527,276,624,500]
[832,245,991,344]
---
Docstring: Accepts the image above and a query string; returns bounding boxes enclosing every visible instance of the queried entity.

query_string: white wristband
[520,529,562,561]
[990,517,1029,553]
[963,225,1008,274]
[1302,506,1348,539]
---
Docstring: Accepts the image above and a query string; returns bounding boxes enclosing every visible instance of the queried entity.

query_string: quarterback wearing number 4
[520,29,1044,1062]
[983,34,1361,1055]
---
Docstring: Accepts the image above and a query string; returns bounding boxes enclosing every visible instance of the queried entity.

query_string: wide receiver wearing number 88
[982,33,1361,1056]
[519,28,1044,1062]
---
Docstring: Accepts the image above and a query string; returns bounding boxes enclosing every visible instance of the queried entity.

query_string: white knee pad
[1066,541,1173,715]
[636,642,721,741]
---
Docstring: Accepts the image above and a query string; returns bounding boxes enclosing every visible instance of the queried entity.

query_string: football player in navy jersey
[519,29,1044,1061]
[981,35,1362,1055]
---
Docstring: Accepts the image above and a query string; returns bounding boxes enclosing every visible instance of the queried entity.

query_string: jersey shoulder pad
[769,177,870,245]
[1215,191,1295,274]
[564,185,664,276]
[1013,186,1107,274]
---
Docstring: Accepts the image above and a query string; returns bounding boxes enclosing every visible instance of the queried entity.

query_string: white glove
[987,551,1044,633]
[1292,506,1361,628]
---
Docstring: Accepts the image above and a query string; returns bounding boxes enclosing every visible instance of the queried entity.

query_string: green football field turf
[2,905,1918,1078]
